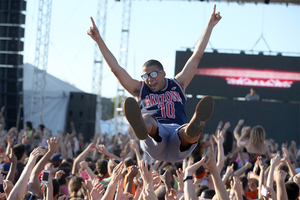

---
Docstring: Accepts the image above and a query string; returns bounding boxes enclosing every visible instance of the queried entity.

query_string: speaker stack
[0,0,26,129]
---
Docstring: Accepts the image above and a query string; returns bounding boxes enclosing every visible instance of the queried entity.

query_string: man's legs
[178,96,214,147]
[124,97,159,140]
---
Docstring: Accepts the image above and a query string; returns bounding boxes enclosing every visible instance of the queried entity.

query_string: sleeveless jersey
[138,78,187,125]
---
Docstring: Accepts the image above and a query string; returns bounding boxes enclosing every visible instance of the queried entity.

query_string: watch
[183,175,193,182]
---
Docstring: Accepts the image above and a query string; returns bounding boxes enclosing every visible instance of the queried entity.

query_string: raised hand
[90,178,105,200]
[224,163,234,176]
[209,4,222,27]
[111,161,124,183]
[115,179,134,200]
[270,154,282,167]
[161,170,173,193]
[28,147,45,166]
[7,147,17,164]
[165,188,178,200]
[152,171,161,191]
[185,157,206,176]
[230,176,243,191]
[202,142,217,174]
[87,17,101,42]
[133,185,143,200]
[173,168,184,193]
[3,180,14,198]
[97,144,108,155]
[55,170,65,181]
[143,189,158,200]
[275,169,287,183]
[213,129,224,145]
[130,140,139,150]
[238,119,244,126]
[47,137,59,153]
[80,161,88,169]
[139,160,154,190]
[87,143,96,152]
[127,165,139,179]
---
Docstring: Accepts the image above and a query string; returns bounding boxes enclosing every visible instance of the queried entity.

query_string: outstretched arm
[87,17,140,97]
[175,4,221,90]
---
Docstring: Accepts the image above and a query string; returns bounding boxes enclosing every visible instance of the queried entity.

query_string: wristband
[183,176,193,182]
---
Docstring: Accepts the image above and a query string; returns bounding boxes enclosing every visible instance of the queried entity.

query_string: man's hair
[200,189,215,199]
[58,167,70,185]
[223,130,233,155]
[41,179,60,197]
[96,159,108,175]
[124,157,134,168]
[195,184,209,197]
[22,192,37,200]
[110,146,122,157]
[39,124,45,131]
[229,161,239,171]
[13,144,25,160]
[143,59,163,70]
[59,162,72,170]
[285,181,299,200]
[239,176,248,190]
[26,121,33,130]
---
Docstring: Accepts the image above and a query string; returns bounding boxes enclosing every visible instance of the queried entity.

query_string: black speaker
[0,0,27,11]
[0,0,26,66]
[0,12,26,24]
[65,92,97,144]
[0,40,24,51]
[0,26,24,38]
[0,53,23,65]
[0,0,25,130]
[0,67,23,129]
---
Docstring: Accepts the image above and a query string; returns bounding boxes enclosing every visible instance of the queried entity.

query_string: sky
[23,0,300,98]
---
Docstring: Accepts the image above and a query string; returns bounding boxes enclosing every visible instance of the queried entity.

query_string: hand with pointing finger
[87,17,101,42]
[209,4,222,28]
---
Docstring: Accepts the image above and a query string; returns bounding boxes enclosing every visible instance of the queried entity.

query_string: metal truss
[30,0,52,124]
[114,0,132,134]
[92,0,108,134]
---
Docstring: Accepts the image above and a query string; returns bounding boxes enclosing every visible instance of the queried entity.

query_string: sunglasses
[141,70,163,81]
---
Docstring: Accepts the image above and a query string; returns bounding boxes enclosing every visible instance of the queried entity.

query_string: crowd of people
[0,3,298,200]
[0,105,300,200]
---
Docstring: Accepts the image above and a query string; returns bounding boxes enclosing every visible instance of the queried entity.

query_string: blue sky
[23,1,300,98]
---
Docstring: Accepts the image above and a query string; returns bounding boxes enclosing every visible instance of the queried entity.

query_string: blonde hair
[250,125,266,146]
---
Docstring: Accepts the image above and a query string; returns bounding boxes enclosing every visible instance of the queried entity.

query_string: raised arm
[202,142,230,200]
[184,157,206,200]
[87,17,140,97]
[80,161,97,180]
[28,137,58,195]
[72,143,96,174]
[233,119,244,144]
[175,4,221,90]
[7,147,44,200]
[130,140,142,163]
[213,130,225,174]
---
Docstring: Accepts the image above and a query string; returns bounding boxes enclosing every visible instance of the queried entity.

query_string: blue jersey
[138,78,187,125]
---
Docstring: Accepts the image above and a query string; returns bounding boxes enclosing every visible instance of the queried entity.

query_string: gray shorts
[140,122,198,162]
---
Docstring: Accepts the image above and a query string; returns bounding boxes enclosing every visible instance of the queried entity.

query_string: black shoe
[124,97,148,140]
[186,96,214,138]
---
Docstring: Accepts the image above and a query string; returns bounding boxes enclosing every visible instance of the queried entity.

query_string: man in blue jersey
[88,5,221,162]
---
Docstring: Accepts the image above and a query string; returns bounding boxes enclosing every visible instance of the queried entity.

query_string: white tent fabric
[22,63,83,132]
[100,116,129,137]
